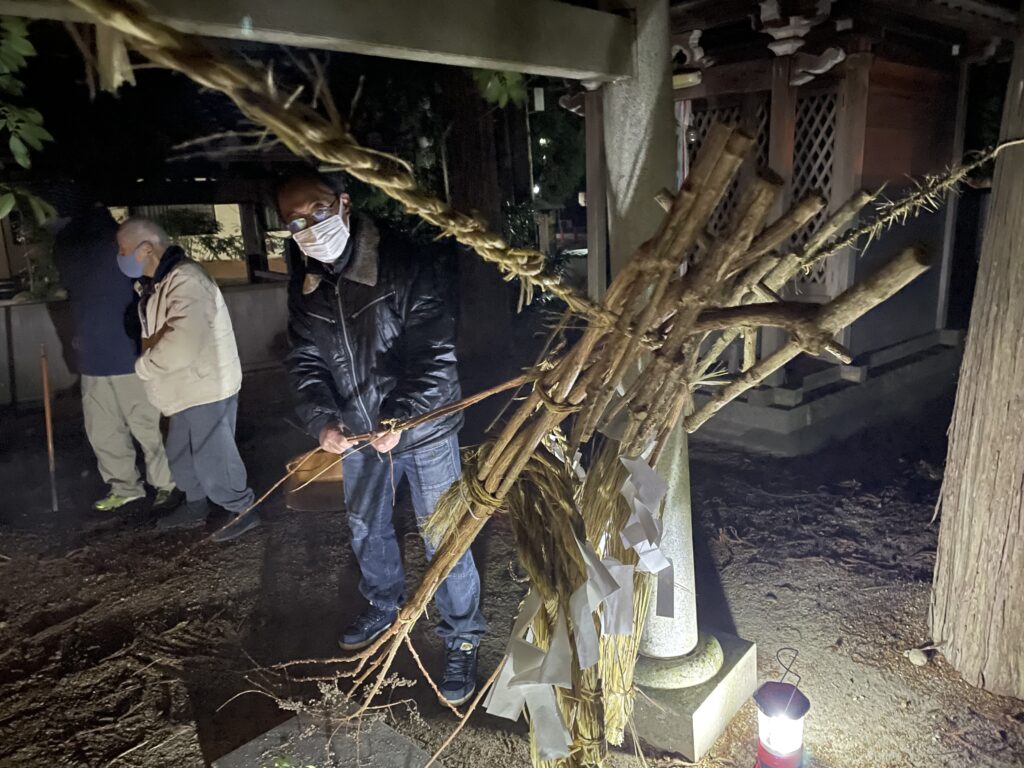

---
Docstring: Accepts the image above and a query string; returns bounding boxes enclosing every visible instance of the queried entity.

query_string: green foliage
[153,207,220,237]
[502,199,538,249]
[347,177,437,245]
[530,99,584,207]
[0,17,52,172]
[16,222,62,301]
[186,233,246,262]
[0,183,54,224]
[151,207,246,262]
[473,70,527,108]
[344,70,450,243]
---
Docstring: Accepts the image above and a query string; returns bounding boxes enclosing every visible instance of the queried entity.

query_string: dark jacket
[53,207,138,377]
[286,215,462,454]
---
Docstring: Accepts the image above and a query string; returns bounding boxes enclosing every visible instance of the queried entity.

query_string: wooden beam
[0,0,634,81]
[936,61,970,331]
[669,0,756,32]
[584,89,609,301]
[672,58,773,100]
[856,0,1016,40]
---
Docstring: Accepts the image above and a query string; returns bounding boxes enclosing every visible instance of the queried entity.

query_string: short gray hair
[117,218,170,249]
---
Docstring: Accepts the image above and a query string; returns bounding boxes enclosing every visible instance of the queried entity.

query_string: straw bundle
[579,443,652,746]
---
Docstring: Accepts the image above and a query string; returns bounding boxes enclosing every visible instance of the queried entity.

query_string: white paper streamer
[569,538,621,668]
[485,589,573,759]
[483,656,523,719]
[525,686,573,760]
[600,560,635,636]
[618,456,675,618]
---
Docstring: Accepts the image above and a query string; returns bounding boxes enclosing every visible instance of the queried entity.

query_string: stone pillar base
[633,630,757,762]
[634,631,724,689]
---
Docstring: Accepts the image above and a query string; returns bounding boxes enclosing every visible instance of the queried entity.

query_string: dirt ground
[2,362,1023,768]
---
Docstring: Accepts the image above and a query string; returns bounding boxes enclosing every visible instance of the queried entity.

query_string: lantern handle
[776,646,801,687]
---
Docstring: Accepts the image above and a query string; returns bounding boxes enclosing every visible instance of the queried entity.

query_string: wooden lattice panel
[791,90,838,289]
[689,100,770,237]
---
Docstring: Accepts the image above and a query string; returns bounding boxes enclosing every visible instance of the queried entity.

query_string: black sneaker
[156,500,209,530]
[209,511,262,543]
[152,488,184,515]
[439,641,478,706]
[338,605,398,651]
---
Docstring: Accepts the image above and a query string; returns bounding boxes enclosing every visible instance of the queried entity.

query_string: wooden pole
[40,344,58,512]
[585,87,609,301]
[686,246,930,432]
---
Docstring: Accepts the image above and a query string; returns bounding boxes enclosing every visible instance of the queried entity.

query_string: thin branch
[403,636,463,718]
[424,658,505,768]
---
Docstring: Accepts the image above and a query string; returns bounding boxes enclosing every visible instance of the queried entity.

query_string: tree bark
[929,26,1024,700]
[441,71,514,362]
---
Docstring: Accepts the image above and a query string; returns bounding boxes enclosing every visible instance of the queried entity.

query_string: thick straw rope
[68,0,616,325]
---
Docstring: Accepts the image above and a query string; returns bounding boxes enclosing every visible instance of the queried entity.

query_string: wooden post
[935,61,970,330]
[585,88,608,301]
[734,92,764,369]
[767,56,796,221]
[761,56,797,384]
[40,344,58,512]
[830,51,871,347]
[239,202,268,279]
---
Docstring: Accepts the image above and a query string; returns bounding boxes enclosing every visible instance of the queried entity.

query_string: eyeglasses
[286,198,338,234]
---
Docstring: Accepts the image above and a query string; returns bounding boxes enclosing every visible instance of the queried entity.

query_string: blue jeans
[342,433,486,647]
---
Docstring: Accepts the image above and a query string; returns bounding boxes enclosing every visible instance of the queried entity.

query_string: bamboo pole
[40,345,58,513]
[686,246,930,431]
[691,192,873,379]
[742,330,757,372]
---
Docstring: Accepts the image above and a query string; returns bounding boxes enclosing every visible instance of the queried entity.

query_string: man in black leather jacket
[278,169,486,706]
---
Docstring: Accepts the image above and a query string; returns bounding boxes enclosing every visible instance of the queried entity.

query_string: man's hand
[370,430,402,453]
[319,424,355,454]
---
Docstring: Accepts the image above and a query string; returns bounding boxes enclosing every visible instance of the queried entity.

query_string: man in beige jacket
[116,218,259,542]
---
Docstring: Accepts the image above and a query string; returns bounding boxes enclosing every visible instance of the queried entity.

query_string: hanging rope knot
[379,417,402,434]
[505,248,546,277]
[534,383,582,415]
[462,472,504,511]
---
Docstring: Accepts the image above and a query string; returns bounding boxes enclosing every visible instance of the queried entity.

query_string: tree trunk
[441,71,514,363]
[929,29,1024,700]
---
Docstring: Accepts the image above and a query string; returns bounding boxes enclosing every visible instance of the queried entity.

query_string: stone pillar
[641,423,699,657]
[596,1,758,759]
[598,0,719,684]
[601,0,677,275]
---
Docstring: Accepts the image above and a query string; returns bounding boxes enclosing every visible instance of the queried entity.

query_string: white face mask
[292,214,350,263]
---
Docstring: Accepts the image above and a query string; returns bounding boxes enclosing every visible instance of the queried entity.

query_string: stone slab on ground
[212,715,442,768]
[633,630,757,761]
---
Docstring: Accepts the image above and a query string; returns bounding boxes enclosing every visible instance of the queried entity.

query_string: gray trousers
[82,373,174,497]
[165,394,254,514]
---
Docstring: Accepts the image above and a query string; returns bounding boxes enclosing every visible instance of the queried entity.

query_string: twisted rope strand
[68,0,618,326]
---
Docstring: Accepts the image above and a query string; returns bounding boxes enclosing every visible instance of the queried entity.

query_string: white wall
[0,282,289,406]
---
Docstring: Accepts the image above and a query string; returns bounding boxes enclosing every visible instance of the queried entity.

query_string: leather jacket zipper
[351,292,395,320]
[335,284,374,432]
